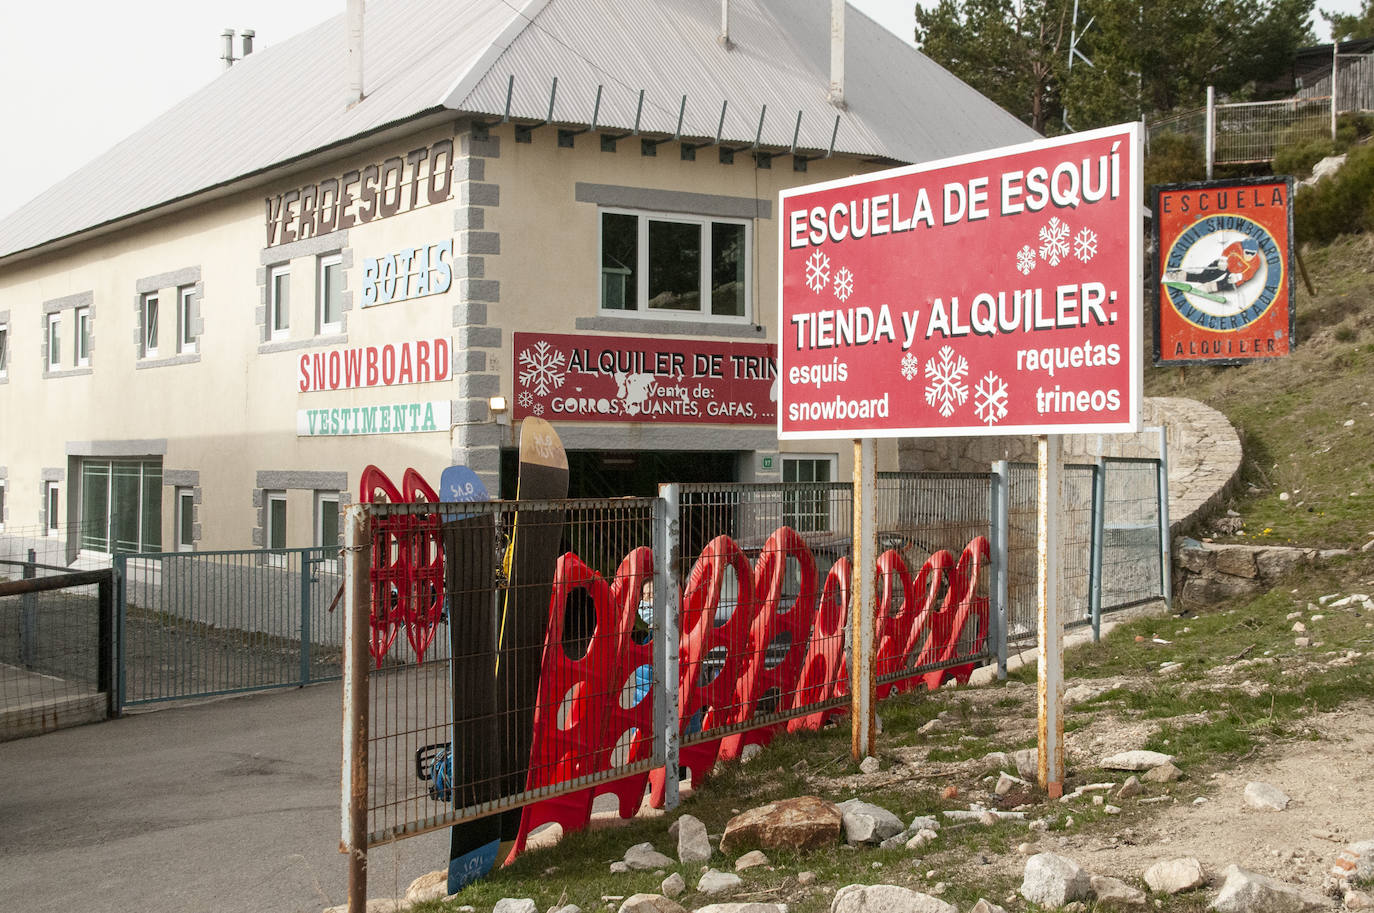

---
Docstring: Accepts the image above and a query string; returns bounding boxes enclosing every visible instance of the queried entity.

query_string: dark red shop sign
[512,332,777,425]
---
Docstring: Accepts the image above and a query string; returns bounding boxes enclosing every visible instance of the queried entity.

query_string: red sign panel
[1152,177,1295,365]
[512,332,777,424]
[778,124,1142,440]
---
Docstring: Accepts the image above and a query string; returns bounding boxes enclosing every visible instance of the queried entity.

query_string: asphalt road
[0,683,446,913]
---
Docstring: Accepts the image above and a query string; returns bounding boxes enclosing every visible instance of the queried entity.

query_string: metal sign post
[341,504,371,913]
[851,437,877,759]
[1036,434,1065,797]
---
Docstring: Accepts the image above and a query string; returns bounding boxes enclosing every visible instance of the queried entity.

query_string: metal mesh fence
[365,498,661,847]
[1004,463,1099,644]
[116,547,344,706]
[0,556,113,739]
[1099,458,1164,612]
[1214,97,1335,165]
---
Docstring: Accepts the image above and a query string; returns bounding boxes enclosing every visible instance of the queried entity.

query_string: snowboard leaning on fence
[446,419,568,894]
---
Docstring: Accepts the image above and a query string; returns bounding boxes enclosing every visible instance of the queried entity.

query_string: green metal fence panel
[118,547,350,706]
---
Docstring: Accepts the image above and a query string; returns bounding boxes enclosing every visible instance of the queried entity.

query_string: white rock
[1118,776,1143,799]
[1013,748,1039,779]
[697,905,788,913]
[495,900,541,913]
[1021,853,1092,906]
[699,870,744,895]
[735,850,770,871]
[322,901,405,913]
[610,862,630,874]
[1244,782,1291,811]
[1144,857,1206,894]
[625,842,676,871]
[553,905,582,913]
[838,798,905,845]
[676,814,712,864]
[909,815,940,832]
[405,869,448,905]
[1101,750,1175,771]
[997,772,1030,796]
[661,873,686,899]
[618,894,688,913]
[1333,839,1374,883]
[1091,875,1149,908]
[798,872,817,886]
[831,884,958,913]
[1065,683,1108,704]
[970,899,1009,913]
[1210,864,1327,913]
[859,756,882,774]
[1345,890,1374,910]
[906,828,938,851]
[740,743,765,763]
[1293,622,1308,633]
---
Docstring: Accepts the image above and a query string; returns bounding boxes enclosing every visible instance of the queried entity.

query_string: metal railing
[114,546,344,708]
[0,553,115,739]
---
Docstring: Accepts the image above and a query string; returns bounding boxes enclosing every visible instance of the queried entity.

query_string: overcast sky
[0,0,1358,221]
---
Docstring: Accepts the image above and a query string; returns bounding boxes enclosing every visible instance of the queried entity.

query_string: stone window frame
[135,267,203,370]
[165,469,201,552]
[0,468,7,529]
[257,231,352,355]
[42,292,94,378]
[252,470,350,550]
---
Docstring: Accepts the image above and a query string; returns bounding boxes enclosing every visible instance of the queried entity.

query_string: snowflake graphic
[900,352,920,381]
[833,266,854,302]
[517,340,567,397]
[1038,217,1071,266]
[533,403,545,416]
[517,391,534,410]
[805,250,831,293]
[1073,227,1098,263]
[1016,244,1038,276]
[923,346,969,418]
[974,372,1009,426]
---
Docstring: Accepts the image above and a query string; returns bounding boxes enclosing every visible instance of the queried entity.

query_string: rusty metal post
[851,438,877,760]
[341,503,371,913]
[1036,435,1065,797]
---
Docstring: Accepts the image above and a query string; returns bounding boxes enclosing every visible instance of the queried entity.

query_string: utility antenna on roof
[1063,0,1094,129]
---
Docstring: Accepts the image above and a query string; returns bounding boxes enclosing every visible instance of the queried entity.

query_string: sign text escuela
[778,123,1143,439]
[512,332,777,425]
[1152,177,1295,366]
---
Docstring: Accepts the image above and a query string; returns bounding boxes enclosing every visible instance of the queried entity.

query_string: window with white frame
[75,306,91,367]
[176,487,195,552]
[317,254,342,334]
[269,265,290,338]
[782,455,838,533]
[266,490,287,549]
[315,491,340,559]
[45,481,60,535]
[599,209,749,320]
[141,292,159,357]
[46,313,61,369]
[78,459,162,553]
[0,322,8,378]
[177,285,197,354]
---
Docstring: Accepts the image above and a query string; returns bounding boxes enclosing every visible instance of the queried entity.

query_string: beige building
[0,0,1035,554]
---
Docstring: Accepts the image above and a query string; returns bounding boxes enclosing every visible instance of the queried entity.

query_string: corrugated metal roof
[0,0,1038,262]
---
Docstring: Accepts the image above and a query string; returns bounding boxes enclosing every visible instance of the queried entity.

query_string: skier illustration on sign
[1164,238,1261,293]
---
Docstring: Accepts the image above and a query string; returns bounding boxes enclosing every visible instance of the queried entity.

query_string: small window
[783,455,837,533]
[269,265,290,338]
[599,209,751,321]
[315,491,340,559]
[45,481,60,535]
[317,255,342,334]
[141,293,159,357]
[266,490,287,552]
[176,487,195,552]
[0,322,9,378]
[75,306,91,367]
[47,313,61,369]
[178,285,197,354]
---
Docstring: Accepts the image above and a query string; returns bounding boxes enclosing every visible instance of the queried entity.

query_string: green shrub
[1146,132,1206,187]
[1274,138,1338,178]
[1294,142,1374,244]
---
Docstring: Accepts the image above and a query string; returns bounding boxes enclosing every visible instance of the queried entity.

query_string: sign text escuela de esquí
[511,332,777,425]
[778,123,1143,440]
[1152,176,1295,366]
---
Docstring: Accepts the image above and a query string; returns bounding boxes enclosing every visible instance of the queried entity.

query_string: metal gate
[113,547,344,708]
